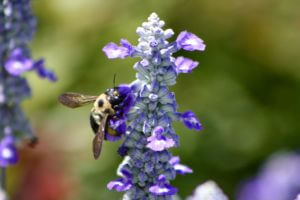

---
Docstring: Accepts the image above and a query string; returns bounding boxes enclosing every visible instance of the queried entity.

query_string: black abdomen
[90,114,99,134]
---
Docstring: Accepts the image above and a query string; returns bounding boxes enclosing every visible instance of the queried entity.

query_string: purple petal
[149,184,178,196]
[146,136,175,151]
[175,56,199,73]
[174,163,193,175]
[117,145,129,156]
[169,156,180,165]
[118,84,132,96]
[105,119,126,141]
[0,135,19,167]
[295,194,300,200]
[153,126,164,135]
[107,178,132,192]
[4,49,34,76]
[180,110,203,131]
[176,31,206,51]
[169,156,193,175]
[34,59,57,82]
[103,39,133,59]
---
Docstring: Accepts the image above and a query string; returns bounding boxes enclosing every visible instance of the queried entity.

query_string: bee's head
[105,87,123,107]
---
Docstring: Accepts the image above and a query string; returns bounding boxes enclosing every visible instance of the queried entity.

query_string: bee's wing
[93,114,108,159]
[58,92,97,108]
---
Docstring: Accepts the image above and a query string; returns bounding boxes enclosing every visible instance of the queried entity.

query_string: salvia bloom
[187,181,229,200]
[103,13,205,199]
[237,152,300,200]
[0,0,56,167]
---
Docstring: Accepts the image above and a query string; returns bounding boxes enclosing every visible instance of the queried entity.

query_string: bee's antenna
[113,73,117,88]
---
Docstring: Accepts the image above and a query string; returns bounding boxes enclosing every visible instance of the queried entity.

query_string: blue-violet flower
[0,0,56,167]
[103,13,205,199]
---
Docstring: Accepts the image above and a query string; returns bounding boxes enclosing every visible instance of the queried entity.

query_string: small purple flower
[103,39,134,59]
[175,56,199,73]
[176,31,206,51]
[146,126,175,151]
[0,135,19,167]
[107,169,133,192]
[180,110,203,131]
[4,48,57,82]
[187,181,228,200]
[169,156,193,175]
[149,175,177,196]
[4,48,34,76]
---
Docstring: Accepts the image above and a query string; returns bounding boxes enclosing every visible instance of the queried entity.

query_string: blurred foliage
[6,0,300,199]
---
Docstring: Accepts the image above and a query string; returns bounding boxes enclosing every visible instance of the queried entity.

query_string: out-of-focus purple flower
[237,152,300,200]
[149,175,177,196]
[169,156,193,175]
[146,126,175,151]
[4,48,34,76]
[0,134,19,167]
[34,59,57,82]
[103,39,134,59]
[176,31,206,51]
[107,169,133,192]
[295,194,300,200]
[175,56,199,73]
[180,110,203,131]
[4,48,57,82]
[187,181,229,200]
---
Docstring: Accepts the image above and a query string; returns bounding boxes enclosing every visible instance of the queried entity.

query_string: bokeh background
[7,0,300,199]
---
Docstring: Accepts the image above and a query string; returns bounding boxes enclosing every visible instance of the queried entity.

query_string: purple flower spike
[147,126,175,151]
[169,156,193,175]
[107,169,132,192]
[0,135,19,167]
[175,56,199,73]
[180,110,203,131]
[149,175,178,196]
[103,39,134,59]
[4,48,34,76]
[176,31,206,51]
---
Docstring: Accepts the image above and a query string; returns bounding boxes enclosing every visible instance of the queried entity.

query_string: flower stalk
[0,0,56,196]
[103,13,205,199]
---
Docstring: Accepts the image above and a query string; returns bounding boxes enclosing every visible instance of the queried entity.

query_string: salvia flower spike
[103,13,205,199]
[0,0,56,168]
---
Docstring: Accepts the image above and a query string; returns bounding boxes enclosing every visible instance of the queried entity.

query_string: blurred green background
[7,0,300,199]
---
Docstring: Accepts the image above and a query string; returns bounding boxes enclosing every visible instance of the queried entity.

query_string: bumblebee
[58,86,129,159]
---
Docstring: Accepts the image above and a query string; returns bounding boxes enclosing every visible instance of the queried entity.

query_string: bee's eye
[98,99,104,107]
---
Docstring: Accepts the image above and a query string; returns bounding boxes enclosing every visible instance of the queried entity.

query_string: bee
[58,78,130,159]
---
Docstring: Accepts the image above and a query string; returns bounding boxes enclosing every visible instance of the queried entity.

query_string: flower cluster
[187,181,229,200]
[237,152,300,200]
[103,13,205,199]
[0,0,56,167]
